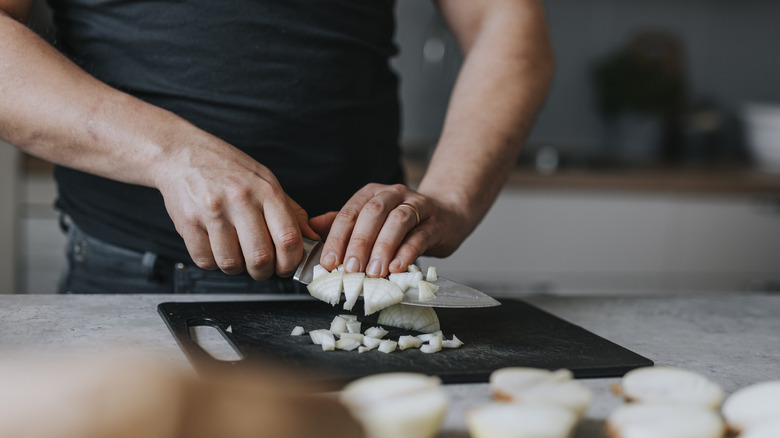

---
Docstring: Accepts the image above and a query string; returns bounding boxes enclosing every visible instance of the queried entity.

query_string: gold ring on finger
[398,202,421,226]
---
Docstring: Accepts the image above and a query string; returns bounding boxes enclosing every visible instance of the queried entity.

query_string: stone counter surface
[1,292,779,437]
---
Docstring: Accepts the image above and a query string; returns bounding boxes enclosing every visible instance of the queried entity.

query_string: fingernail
[390,258,404,272]
[345,257,360,273]
[322,252,337,268]
[366,259,381,277]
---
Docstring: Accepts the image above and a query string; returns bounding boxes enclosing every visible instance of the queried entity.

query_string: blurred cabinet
[421,189,780,294]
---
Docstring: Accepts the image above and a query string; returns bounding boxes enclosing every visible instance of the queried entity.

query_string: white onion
[618,366,724,409]
[364,326,389,339]
[340,373,448,438]
[722,380,780,433]
[606,403,724,438]
[290,326,305,336]
[398,335,423,350]
[362,278,404,315]
[490,368,592,417]
[377,304,440,334]
[342,273,365,311]
[467,403,577,438]
[420,336,442,354]
[329,315,348,335]
[425,266,437,282]
[307,270,343,306]
[378,339,398,354]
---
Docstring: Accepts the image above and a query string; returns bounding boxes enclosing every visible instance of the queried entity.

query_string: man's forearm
[418,0,554,236]
[0,10,196,188]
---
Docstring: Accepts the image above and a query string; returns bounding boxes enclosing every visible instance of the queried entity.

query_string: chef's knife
[293,238,501,308]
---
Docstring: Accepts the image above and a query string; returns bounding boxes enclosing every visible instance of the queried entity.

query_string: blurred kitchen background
[2,0,780,295]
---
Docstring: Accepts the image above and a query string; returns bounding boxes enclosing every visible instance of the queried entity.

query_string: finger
[205,218,246,275]
[344,189,406,276]
[232,210,276,281]
[389,224,435,273]
[309,211,338,241]
[366,202,422,278]
[320,186,379,271]
[262,192,304,277]
[179,223,218,270]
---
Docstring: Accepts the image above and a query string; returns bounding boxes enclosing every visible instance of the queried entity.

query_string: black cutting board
[158,298,652,384]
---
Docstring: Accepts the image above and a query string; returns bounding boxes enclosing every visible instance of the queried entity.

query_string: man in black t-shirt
[0,0,555,293]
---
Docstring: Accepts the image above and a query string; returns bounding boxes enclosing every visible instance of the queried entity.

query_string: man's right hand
[1,2,316,281]
[154,136,319,280]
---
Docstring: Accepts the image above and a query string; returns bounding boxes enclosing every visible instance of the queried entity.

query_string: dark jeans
[58,217,309,295]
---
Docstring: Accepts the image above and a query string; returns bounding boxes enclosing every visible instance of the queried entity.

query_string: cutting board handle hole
[188,320,244,362]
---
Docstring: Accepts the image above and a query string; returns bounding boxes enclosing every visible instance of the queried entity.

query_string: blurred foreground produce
[0,352,363,438]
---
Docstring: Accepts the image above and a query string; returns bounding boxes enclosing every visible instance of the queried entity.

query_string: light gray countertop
[1,292,779,437]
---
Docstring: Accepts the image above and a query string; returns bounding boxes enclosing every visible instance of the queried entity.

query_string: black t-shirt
[48,0,403,261]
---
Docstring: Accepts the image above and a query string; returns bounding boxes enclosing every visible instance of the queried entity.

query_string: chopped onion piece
[342,272,365,311]
[307,270,343,306]
[339,333,364,343]
[722,380,780,433]
[339,314,358,322]
[329,315,348,335]
[398,335,423,350]
[336,338,361,351]
[362,278,404,315]
[358,346,372,353]
[320,333,336,351]
[312,264,329,280]
[346,321,362,334]
[378,339,398,354]
[408,264,421,272]
[606,403,724,438]
[442,334,463,349]
[417,281,439,302]
[420,336,442,354]
[467,403,577,438]
[364,326,389,339]
[618,366,724,410]
[417,331,443,343]
[388,271,423,292]
[425,266,438,282]
[309,329,332,345]
[290,326,305,336]
[362,337,381,350]
[377,304,440,334]
[225,325,233,333]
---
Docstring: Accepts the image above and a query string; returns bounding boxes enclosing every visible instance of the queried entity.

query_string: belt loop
[141,252,158,282]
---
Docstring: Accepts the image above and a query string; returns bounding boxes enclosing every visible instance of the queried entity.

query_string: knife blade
[293,238,501,308]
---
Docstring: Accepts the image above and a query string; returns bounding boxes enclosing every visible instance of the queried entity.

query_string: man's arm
[0,1,316,279]
[316,0,554,276]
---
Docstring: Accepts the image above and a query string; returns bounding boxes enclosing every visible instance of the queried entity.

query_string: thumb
[309,211,338,240]
[287,197,320,241]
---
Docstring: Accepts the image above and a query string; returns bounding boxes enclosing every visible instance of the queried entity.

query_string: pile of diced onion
[291,313,462,354]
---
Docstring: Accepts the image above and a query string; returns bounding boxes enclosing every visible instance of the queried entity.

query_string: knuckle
[193,258,218,270]
[276,230,301,251]
[246,249,274,270]
[217,256,244,274]
[349,235,372,251]
[201,194,224,215]
[389,207,414,223]
[363,199,385,216]
[390,183,407,194]
[336,207,360,224]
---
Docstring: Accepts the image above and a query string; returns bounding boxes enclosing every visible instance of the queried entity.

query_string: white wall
[395,0,780,156]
